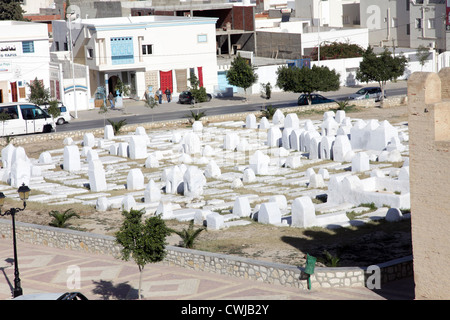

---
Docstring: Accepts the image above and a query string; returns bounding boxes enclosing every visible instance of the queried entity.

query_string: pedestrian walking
[108,92,115,109]
[165,87,172,103]
[157,88,163,104]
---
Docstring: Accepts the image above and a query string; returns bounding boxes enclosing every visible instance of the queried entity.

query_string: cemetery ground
[6,103,412,269]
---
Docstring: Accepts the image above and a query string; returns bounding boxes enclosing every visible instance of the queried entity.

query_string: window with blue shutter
[110,37,134,65]
[22,41,34,53]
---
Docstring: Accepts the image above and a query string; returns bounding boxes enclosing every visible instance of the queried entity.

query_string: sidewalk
[0,238,414,301]
[69,81,408,123]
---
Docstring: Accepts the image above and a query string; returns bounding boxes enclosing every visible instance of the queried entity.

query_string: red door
[197,67,203,87]
[159,70,173,93]
[10,82,18,102]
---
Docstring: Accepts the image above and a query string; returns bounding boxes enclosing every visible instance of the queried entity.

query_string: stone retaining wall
[0,219,413,290]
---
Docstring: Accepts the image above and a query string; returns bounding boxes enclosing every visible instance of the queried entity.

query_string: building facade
[0,21,51,104]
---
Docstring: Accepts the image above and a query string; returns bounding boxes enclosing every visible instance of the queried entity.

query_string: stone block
[291,196,316,228]
[127,168,145,190]
[258,202,281,224]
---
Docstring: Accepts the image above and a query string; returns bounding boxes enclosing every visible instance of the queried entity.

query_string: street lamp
[0,183,31,298]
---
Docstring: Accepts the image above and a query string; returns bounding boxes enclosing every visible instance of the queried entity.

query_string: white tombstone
[285,155,301,169]
[308,135,321,160]
[267,126,282,147]
[63,137,74,145]
[398,166,409,181]
[242,167,256,183]
[83,133,95,148]
[204,160,221,179]
[233,196,252,217]
[350,119,367,149]
[231,178,244,189]
[127,168,145,190]
[281,127,293,149]
[269,195,287,210]
[259,117,271,129]
[284,113,300,129]
[104,125,114,140]
[165,165,184,194]
[183,166,206,197]
[318,168,330,180]
[87,149,99,162]
[202,145,214,157]
[368,120,398,151]
[272,109,285,126]
[194,209,212,226]
[63,145,81,172]
[236,139,250,152]
[289,129,303,151]
[335,110,346,123]
[129,135,148,160]
[109,144,118,156]
[145,154,160,168]
[81,146,92,158]
[258,202,281,225]
[10,158,30,188]
[249,150,270,175]
[333,135,352,162]
[144,179,161,203]
[192,121,203,132]
[88,159,107,192]
[182,132,201,154]
[206,212,225,230]
[96,197,109,211]
[224,132,240,150]
[309,173,325,188]
[1,144,15,169]
[320,136,335,160]
[156,201,173,219]
[321,117,339,137]
[117,142,129,157]
[386,208,403,222]
[38,151,52,164]
[245,114,257,129]
[121,195,137,212]
[352,152,370,172]
[291,196,316,228]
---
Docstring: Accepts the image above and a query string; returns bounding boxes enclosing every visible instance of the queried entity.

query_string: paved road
[0,239,414,302]
[58,81,408,133]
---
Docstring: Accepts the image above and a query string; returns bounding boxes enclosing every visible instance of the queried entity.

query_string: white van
[0,102,55,137]
[41,102,71,125]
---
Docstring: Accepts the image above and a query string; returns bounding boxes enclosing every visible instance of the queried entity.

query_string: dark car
[297,94,335,106]
[348,87,386,101]
[178,91,212,104]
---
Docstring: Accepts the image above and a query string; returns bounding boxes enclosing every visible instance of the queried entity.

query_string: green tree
[46,99,61,131]
[226,54,258,97]
[188,73,208,104]
[107,119,127,135]
[28,78,50,106]
[311,41,364,61]
[115,209,171,300]
[168,220,205,249]
[276,65,340,105]
[416,45,431,71]
[356,46,407,106]
[48,208,79,228]
[0,0,28,21]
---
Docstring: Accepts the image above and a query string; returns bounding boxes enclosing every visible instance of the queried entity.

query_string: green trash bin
[304,254,316,290]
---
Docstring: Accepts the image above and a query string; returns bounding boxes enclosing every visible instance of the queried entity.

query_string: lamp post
[0,183,31,298]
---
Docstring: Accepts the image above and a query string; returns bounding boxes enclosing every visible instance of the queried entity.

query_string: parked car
[297,94,335,106]
[178,91,212,104]
[41,102,71,125]
[13,292,88,300]
[347,87,386,101]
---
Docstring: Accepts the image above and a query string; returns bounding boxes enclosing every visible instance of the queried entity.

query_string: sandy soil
[9,104,412,268]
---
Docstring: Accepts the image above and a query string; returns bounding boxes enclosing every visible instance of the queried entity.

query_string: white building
[0,20,51,104]
[53,15,219,109]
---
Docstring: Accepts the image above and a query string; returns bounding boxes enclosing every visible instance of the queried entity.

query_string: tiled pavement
[0,238,414,301]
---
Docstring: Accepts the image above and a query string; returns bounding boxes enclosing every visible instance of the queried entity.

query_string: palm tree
[169,219,205,249]
[107,119,127,135]
[48,208,80,228]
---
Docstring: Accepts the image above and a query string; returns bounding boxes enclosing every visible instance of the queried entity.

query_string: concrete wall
[407,68,450,299]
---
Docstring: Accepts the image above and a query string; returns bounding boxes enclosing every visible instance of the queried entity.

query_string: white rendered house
[61,15,219,105]
[0,21,51,104]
